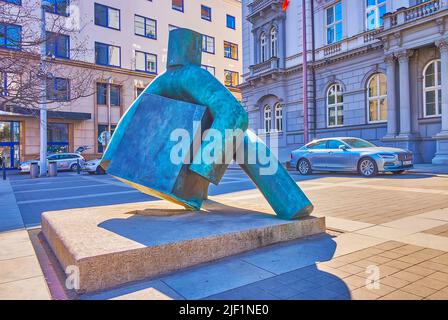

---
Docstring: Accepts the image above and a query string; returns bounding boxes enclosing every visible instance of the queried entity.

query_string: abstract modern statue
[101,28,313,220]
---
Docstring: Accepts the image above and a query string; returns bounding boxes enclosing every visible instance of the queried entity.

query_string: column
[384,54,397,138]
[397,50,413,137]
[433,40,448,165]
[437,40,448,135]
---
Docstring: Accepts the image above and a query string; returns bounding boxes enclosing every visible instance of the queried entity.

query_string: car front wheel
[358,158,378,177]
[297,159,312,175]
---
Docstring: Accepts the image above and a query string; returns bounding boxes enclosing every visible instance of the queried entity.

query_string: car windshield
[342,138,376,148]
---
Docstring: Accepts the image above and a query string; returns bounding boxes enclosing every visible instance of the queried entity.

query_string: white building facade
[241,0,448,164]
[0,0,242,167]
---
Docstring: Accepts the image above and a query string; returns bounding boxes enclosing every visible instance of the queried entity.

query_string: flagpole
[301,0,309,144]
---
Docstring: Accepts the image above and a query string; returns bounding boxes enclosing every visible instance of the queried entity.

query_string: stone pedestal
[433,134,448,165]
[42,198,325,294]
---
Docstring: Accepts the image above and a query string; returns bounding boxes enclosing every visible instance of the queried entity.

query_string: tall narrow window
[423,59,442,117]
[264,105,272,133]
[201,5,212,21]
[327,84,344,127]
[202,35,215,54]
[260,33,267,62]
[274,103,283,132]
[226,15,236,29]
[326,2,343,44]
[367,73,387,123]
[366,0,386,30]
[270,27,278,58]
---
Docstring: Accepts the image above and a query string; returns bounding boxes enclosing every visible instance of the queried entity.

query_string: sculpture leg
[237,130,313,220]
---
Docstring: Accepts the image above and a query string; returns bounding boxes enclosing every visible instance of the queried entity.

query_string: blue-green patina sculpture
[101,28,313,220]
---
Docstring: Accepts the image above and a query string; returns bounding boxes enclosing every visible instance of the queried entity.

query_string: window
[274,103,283,132]
[327,140,345,149]
[94,3,120,30]
[0,23,21,50]
[43,0,69,16]
[96,83,121,106]
[46,77,69,101]
[224,70,239,88]
[97,124,116,153]
[308,140,328,150]
[326,2,343,44]
[366,0,386,30]
[172,0,183,12]
[0,73,19,97]
[327,84,344,127]
[367,73,387,123]
[1,0,21,5]
[260,32,267,62]
[134,15,156,39]
[136,87,145,98]
[202,35,215,54]
[264,105,272,133]
[423,59,442,117]
[46,32,69,58]
[270,27,278,57]
[95,42,121,67]
[135,51,157,74]
[224,41,238,60]
[201,5,211,21]
[47,123,69,153]
[201,65,215,76]
[226,15,236,29]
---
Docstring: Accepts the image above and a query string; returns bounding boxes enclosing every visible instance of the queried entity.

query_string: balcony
[248,57,280,79]
[383,0,448,29]
[247,0,282,21]
[314,28,383,61]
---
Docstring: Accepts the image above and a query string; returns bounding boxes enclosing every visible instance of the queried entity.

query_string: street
[7,169,448,229]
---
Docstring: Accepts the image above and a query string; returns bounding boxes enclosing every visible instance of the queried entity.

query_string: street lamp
[39,3,48,177]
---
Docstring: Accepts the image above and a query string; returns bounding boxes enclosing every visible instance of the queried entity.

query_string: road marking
[16,190,143,205]
[13,183,114,194]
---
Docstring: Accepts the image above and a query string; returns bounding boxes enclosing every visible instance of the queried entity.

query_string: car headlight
[379,154,397,160]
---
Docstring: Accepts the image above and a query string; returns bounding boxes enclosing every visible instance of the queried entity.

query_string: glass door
[0,121,20,168]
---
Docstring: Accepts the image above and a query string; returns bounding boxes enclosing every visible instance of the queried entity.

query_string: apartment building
[241,0,448,164]
[0,0,242,168]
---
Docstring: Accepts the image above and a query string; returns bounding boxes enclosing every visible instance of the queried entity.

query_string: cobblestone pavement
[2,170,448,300]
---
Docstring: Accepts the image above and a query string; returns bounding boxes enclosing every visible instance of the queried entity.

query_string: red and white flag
[282,0,290,11]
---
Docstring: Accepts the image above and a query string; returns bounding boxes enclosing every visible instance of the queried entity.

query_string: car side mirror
[339,145,348,151]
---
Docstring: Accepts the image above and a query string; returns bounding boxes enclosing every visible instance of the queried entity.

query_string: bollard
[48,161,58,177]
[2,157,5,181]
[30,162,39,179]
[77,159,81,174]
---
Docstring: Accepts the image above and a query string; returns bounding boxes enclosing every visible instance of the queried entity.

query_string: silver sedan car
[291,137,414,177]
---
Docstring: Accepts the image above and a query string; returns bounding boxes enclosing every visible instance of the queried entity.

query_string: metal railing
[384,0,447,28]
[249,57,280,77]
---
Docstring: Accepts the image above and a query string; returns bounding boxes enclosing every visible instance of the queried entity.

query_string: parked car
[82,159,106,175]
[291,137,413,177]
[18,153,86,173]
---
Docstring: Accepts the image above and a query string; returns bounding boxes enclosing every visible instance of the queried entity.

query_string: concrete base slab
[41,197,325,294]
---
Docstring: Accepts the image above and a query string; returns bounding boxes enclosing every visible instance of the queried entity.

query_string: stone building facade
[240,0,448,164]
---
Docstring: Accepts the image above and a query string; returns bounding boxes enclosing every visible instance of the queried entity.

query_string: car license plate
[403,160,412,166]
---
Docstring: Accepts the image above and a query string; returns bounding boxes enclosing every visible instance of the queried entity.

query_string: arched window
[274,103,283,132]
[264,105,272,133]
[270,27,278,58]
[327,84,344,127]
[260,33,267,62]
[367,73,387,123]
[423,59,442,117]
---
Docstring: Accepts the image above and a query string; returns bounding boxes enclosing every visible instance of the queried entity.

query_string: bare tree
[0,0,99,115]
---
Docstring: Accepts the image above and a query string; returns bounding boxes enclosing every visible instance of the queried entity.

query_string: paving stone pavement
[2,170,448,300]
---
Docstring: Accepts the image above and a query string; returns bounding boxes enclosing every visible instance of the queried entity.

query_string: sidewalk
[0,179,51,300]
[411,164,448,175]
